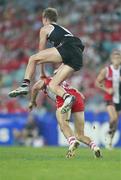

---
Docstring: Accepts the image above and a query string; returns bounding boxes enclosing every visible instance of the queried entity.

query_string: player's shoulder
[99,64,109,75]
[104,64,113,73]
[99,64,113,79]
[40,25,54,34]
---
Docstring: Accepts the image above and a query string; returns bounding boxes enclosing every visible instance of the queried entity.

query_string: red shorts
[56,89,84,112]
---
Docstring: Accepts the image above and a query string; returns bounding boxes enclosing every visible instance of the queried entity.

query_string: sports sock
[21,79,30,87]
[89,141,97,150]
[68,136,76,145]
[63,93,71,100]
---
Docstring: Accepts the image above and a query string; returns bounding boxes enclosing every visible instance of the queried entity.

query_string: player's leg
[73,111,102,158]
[24,47,63,80]
[8,47,62,97]
[49,65,75,114]
[106,105,118,149]
[9,48,75,112]
[56,108,79,158]
[56,108,74,139]
[74,111,91,145]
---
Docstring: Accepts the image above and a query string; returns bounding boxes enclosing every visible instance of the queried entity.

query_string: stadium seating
[0,0,121,112]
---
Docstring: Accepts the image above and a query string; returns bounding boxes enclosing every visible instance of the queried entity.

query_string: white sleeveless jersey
[110,65,121,103]
[46,86,56,102]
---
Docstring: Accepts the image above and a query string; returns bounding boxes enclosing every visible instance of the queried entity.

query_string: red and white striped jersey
[104,65,121,103]
[41,77,72,101]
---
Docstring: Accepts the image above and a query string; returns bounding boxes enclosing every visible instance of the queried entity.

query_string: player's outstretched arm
[40,64,46,78]
[29,80,45,111]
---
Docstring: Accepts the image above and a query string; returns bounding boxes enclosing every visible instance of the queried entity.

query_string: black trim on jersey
[47,23,73,47]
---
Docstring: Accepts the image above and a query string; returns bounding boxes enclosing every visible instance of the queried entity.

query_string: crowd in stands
[0,0,121,113]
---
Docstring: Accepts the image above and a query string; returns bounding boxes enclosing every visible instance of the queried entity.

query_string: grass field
[0,147,120,180]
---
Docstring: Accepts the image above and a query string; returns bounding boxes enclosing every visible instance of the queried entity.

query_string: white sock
[63,93,71,100]
[89,141,97,150]
[68,136,76,145]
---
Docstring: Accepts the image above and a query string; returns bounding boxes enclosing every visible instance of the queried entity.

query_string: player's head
[111,50,121,66]
[42,7,58,25]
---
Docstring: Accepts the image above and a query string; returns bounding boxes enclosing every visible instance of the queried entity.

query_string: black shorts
[106,100,121,112]
[115,103,121,111]
[57,36,84,71]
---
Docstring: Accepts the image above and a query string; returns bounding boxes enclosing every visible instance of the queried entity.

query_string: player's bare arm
[95,68,113,94]
[29,80,45,111]
[39,25,54,51]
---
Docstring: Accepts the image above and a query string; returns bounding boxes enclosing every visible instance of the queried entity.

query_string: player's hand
[106,88,113,95]
[28,101,37,111]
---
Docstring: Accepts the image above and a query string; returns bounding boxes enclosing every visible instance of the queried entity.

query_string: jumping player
[29,72,102,158]
[95,50,121,149]
[9,7,84,114]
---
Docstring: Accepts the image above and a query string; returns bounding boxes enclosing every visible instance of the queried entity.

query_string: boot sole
[9,91,28,97]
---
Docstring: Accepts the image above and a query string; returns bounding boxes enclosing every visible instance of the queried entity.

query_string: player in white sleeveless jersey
[96,50,121,149]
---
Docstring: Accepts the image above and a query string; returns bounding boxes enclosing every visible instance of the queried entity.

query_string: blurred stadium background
[0,0,121,147]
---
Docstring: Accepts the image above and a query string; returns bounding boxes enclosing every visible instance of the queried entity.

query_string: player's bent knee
[29,56,37,63]
[111,114,118,121]
[113,117,118,122]
[29,54,43,62]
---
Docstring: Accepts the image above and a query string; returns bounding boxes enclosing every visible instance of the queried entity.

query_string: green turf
[0,147,120,180]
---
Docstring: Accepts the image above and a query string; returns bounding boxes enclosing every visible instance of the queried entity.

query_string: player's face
[111,54,121,66]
